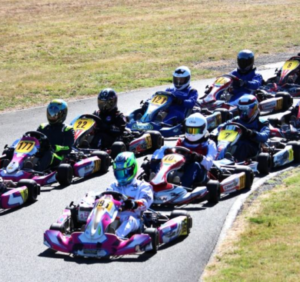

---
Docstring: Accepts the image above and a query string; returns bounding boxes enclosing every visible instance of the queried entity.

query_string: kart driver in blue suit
[228,50,263,106]
[217,94,270,162]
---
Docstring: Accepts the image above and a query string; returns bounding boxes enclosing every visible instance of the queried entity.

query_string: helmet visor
[238,58,253,72]
[239,104,258,122]
[98,99,114,112]
[47,105,60,123]
[186,124,206,135]
[114,166,134,183]
[173,76,190,88]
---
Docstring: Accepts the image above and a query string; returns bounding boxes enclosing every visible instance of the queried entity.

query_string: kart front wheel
[287,141,300,162]
[17,179,40,202]
[206,180,221,204]
[111,141,126,160]
[257,153,271,175]
[275,92,293,111]
[234,166,254,190]
[148,130,164,151]
[144,228,159,254]
[56,164,73,186]
[170,210,192,235]
[92,151,110,172]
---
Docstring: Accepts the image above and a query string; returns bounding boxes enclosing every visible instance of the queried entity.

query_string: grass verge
[202,168,300,282]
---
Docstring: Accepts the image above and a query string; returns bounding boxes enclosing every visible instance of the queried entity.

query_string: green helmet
[47,99,68,125]
[113,152,138,186]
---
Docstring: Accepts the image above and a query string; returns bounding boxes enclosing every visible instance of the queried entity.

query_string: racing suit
[228,68,263,105]
[106,178,153,238]
[92,108,127,149]
[36,123,75,171]
[218,116,270,162]
[163,86,198,124]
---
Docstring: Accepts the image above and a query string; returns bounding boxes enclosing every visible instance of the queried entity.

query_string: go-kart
[214,122,300,174]
[200,74,293,116]
[71,114,164,159]
[138,146,254,205]
[0,131,111,187]
[44,191,192,258]
[261,55,300,97]
[0,179,40,210]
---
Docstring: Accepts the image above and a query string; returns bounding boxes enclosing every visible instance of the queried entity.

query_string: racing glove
[54,145,70,153]
[191,152,204,163]
[239,79,246,87]
[173,97,183,105]
[123,199,138,210]
[246,129,257,138]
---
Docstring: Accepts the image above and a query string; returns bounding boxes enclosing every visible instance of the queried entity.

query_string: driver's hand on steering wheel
[173,97,183,105]
[191,152,204,163]
[122,199,138,211]
[245,129,257,138]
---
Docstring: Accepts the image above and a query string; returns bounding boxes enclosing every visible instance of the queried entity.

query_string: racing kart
[138,146,254,206]
[261,55,300,97]
[44,191,192,258]
[213,122,300,174]
[0,131,111,187]
[71,114,164,159]
[200,74,293,116]
[0,179,40,210]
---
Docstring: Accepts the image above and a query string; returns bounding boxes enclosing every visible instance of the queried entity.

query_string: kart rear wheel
[148,130,164,151]
[144,228,159,254]
[275,92,293,111]
[206,180,221,204]
[257,153,272,175]
[170,210,193,234]
[56,164,73,186]
[17,179,40,202]
[234,166,254,190]
[287,141,300,162]
[111,142,126,160]
[92,151,110,172]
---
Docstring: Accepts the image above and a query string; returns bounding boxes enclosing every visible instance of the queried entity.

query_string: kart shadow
[151,201,217,212]
[0,200,36,216]
[39,248,155,263]
[219,188,251,202]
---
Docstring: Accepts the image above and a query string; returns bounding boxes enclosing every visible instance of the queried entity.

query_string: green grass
[1,0,300,111]
[204,168,300,282]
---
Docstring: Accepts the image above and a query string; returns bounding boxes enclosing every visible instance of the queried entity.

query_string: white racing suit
[106,178,153,238]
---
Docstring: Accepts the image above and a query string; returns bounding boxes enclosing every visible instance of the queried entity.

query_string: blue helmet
[47,99,68,125]
[238,94,259,123]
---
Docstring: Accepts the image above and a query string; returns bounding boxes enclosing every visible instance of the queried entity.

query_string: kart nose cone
[6,161,19,173]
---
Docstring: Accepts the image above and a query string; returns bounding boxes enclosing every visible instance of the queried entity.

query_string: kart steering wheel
[24,131,48,141]
[173,146,192,156]
[225,122,249,135]
[78,114,102,124]
[100,191,128,201]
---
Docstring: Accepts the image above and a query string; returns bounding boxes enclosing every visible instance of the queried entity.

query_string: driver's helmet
[113,152,137,186]
[238,94,259,123]
[97,88,117,113]
[47,99,68,125]
[173,66,191,90]
[237,50,254,74]
[185,113,207,142]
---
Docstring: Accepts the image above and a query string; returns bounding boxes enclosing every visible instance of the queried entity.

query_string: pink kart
[44,191,192,258]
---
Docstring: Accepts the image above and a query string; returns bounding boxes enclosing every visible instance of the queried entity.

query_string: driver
[36,99,75,171]
[217,94,270,162]
[228,50,263,105]
[142,66,198,125]
[106,152,153,239]
[91,88,127,149]
[150,113,217,187]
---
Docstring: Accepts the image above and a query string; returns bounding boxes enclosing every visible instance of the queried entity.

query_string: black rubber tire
[144,228,159,254]
[16,179,40,202]
[170,210,193,234]
[206,180,221,204]
[92,150,110,172]
[56,164,73,186]
[287,141,300,162]
[234,166,254,190]
[275,92,293,111]
[0,158,10,169]
[148,130,164,151]
[257,153,271,175]
[2,147,14,161]
[110,141,126,160]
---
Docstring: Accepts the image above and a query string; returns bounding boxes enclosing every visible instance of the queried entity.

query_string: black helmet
[97,88,117,113]
[47,99,68,125]
[237,50,254,74]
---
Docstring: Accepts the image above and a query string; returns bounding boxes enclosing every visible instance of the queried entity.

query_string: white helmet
[185,113,207,142]
[173,66,191,90]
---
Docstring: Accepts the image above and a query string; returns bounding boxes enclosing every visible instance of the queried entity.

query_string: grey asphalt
[0,65,284,282]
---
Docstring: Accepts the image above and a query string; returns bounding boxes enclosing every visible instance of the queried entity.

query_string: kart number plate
[16,141,35,153]
[74,118,95,130]
[282,60,300,72]
[151,95,168,106]
[162,154,182,164]
[218,130,238,142]
[214,76,231,87]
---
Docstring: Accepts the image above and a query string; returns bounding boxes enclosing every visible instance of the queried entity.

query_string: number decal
[151,95,168,105]
[74,118,94,130]
[218,130,239,142]
[16,141,35,153]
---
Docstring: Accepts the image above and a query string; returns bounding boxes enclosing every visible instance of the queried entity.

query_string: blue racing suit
[229,68,263,106]
[217,116,270,162]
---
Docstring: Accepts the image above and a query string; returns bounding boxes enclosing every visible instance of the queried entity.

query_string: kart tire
[287,141,300,162]
[170,210,193,232]
[0,158,10,169]
[234,166,254,190]
[56,164,73,186]
[144,228,159,254]
[257,153,271,175]
[148,130,164,150]
[111,141,126,160]
[2,146,14,161]
[206,180,221,204]
[91,150,110,172]
[17,179,40,202]
[275,92,293,111]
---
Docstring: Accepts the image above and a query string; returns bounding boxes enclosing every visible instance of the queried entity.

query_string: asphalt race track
[0,65,287,282]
